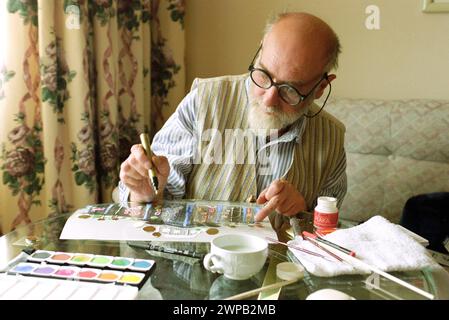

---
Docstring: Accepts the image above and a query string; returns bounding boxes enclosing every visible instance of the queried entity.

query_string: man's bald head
[262,12,341,73]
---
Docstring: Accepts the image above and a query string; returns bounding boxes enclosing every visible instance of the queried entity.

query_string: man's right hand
[119,144,170,203]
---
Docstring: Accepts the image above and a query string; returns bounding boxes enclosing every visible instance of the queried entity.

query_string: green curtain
[0,0,186,235]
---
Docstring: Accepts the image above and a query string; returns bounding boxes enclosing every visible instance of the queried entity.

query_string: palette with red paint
[24,250,155,274]
[75,268,101,281]
[53,266,80,278]
[4,249,157,290]
[47,252,74,264]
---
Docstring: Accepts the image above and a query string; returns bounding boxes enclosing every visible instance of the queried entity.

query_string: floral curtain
[0,0,185,235]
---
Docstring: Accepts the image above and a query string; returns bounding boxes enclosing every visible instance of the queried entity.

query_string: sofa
[327,98,449,224]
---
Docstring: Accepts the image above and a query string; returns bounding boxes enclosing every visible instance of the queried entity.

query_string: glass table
[1,209,448,300]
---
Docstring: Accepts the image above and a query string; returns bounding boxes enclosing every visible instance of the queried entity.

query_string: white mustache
[260,105,278,114]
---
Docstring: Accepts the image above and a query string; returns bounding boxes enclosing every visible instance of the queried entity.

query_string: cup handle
[203,253,224,274]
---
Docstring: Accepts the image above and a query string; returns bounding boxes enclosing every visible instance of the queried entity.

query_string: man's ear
[314,74,336,99]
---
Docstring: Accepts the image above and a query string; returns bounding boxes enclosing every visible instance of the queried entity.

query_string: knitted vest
[185,74,345,210]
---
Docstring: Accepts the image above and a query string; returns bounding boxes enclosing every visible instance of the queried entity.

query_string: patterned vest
[185,74,345,211]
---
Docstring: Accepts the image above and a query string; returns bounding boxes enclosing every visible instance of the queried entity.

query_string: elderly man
[118,12,347,234]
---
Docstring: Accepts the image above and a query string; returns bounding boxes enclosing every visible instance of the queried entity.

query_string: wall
[184,0,449,104]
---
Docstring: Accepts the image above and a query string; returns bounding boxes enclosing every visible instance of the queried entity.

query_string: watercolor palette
[0,273,138,300]
[5,250,156,290]
[27,250,155,272]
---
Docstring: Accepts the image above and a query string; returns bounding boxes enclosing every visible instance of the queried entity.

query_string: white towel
[288,215,439,277]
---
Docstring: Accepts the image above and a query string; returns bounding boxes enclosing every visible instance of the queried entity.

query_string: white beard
[247,89,305,134]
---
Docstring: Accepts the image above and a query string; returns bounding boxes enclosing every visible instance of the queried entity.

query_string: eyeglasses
[248,45,328,107]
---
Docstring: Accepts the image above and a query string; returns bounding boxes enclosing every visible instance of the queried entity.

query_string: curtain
[0,0,186,235]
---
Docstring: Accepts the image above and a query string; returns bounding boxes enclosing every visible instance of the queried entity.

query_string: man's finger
[256,188,268,204]
[152,155,170,177]
[255,196,280,222]
[279,200,297,216]
[121,175,145,189]
[264,179,286,199]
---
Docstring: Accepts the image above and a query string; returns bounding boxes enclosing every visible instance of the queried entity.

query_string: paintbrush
[265,237,333,261]
[139,133,159,196]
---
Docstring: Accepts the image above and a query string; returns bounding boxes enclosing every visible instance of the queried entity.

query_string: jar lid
[276,262,305,281]
[317,196,338,211]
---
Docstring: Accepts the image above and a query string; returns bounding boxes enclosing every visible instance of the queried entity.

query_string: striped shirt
[119,76,347,210]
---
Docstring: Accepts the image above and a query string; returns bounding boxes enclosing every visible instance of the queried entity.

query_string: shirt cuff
[118,181,131,205]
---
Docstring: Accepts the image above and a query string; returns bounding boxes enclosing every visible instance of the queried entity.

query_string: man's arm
[151,89,198,199]
[254,148,347,223]
[118,89,198,204]
[317,148,348,209]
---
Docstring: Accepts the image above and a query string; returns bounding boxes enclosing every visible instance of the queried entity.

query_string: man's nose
[262,86,281,107]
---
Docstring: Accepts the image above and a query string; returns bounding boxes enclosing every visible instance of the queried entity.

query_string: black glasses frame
[247,45,332,117]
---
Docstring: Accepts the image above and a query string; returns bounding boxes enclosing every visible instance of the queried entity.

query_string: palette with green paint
[70,253,95,265]
[89,255,114,267]
[9,249,157,289]
[28,250,154,272]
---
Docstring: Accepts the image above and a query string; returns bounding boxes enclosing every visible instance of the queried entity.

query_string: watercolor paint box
[0,273,138,300]
[27,250,155,272]
[5,250,155,289]
[8,262,147,286]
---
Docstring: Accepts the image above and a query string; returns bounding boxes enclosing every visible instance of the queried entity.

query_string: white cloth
[288,215,439,277]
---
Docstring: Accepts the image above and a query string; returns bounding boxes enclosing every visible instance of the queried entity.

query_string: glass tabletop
[1,207,448,300]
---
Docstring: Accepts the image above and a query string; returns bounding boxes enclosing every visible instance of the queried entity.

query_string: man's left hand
[255,179,307,222]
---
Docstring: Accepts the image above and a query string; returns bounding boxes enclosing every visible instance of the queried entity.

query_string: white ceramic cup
[203,234,268,280]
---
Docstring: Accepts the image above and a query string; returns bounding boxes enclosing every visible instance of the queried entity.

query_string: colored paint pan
[48,252,74,264]
[128,259,155,272]
[75,268,101,280]
[32,264,59,276]
[117,272,145,285]
[109,257,134,270]
[97,270,123,283]
[9,262,40,275]
[53,266,80,278]
[28,250,53,262]
[70,253,94,265]
[87,255,114,268]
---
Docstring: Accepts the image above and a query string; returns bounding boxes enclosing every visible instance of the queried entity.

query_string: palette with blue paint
[27,250,154,272]
[6,250,155,289]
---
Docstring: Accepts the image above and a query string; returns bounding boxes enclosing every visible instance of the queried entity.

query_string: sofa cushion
[328,98,391,155]
[328,98,449,223]
[391,100,449,163]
